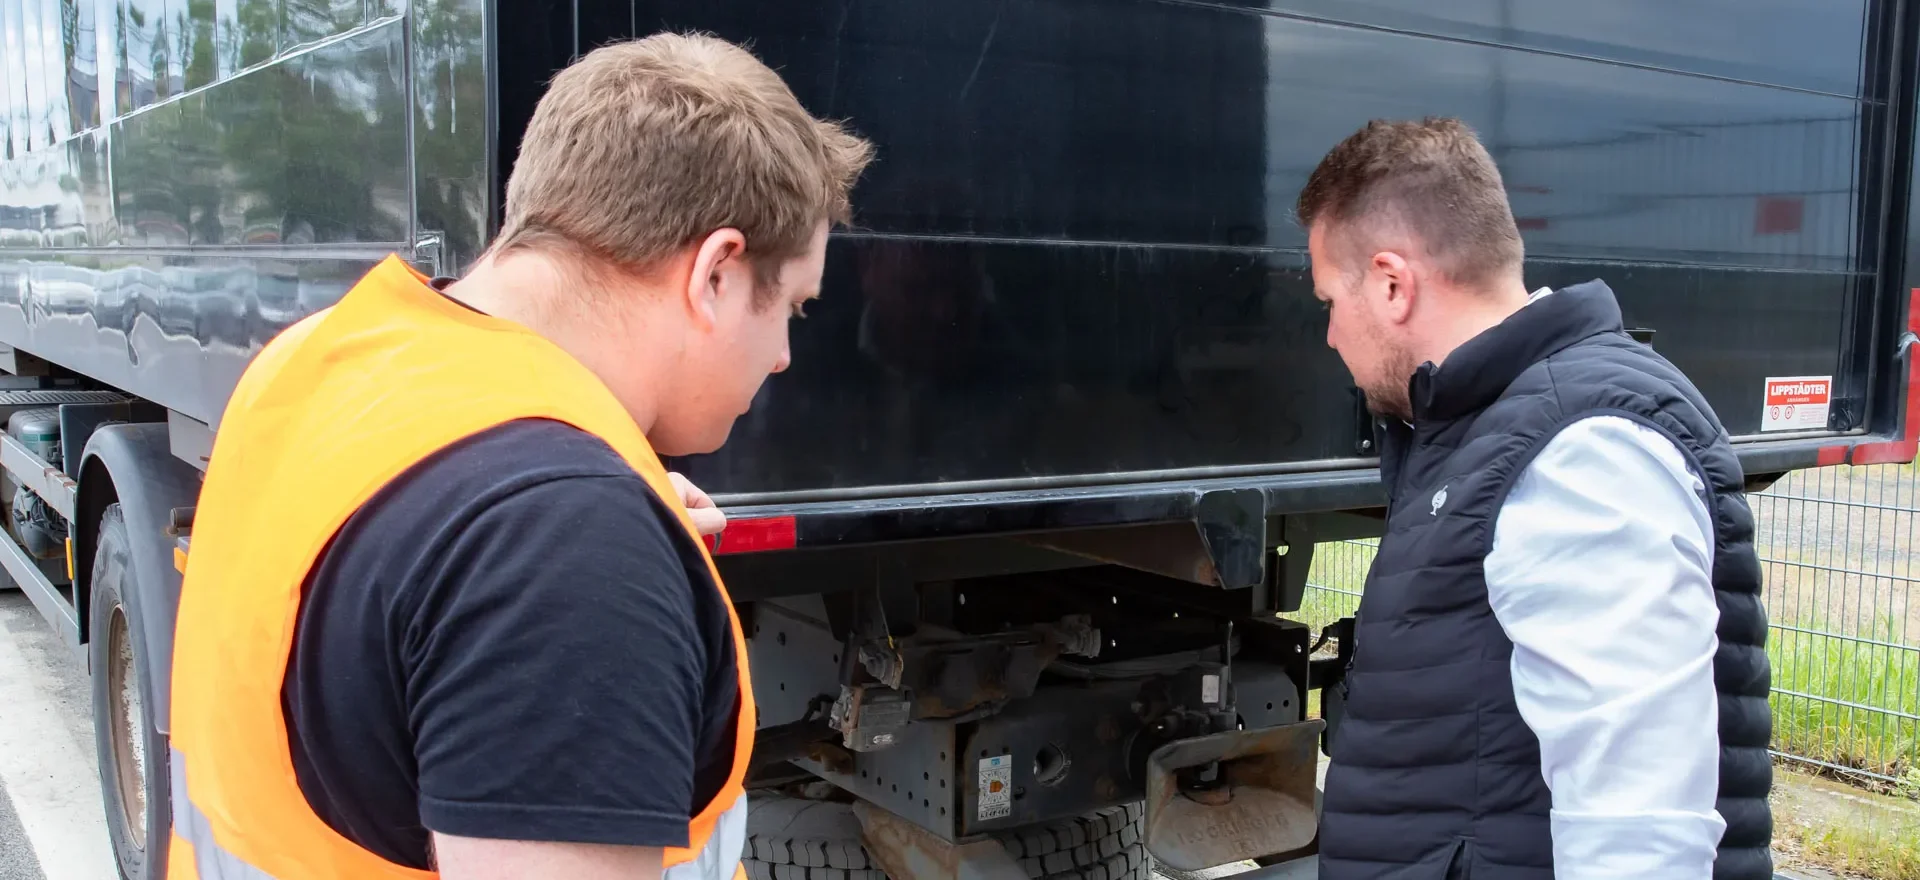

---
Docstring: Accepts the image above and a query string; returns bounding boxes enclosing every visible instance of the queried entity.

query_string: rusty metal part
[1185,786,1233,807]
[806,741,856,776]
[1035,615,1103,659]
[852,799,1030,880]
[750,696,839,773]
[1143,720,1325,872]
[853,617,1101,723]
[860,642,907,689]
[1025,522,1222,586]
[832,683,914,751]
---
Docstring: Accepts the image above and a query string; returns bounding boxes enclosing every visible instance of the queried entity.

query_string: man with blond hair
[166,32,873,880]
[1300,117,1771,880]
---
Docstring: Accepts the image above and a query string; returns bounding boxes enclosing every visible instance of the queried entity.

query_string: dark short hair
[1296,117,1523,287]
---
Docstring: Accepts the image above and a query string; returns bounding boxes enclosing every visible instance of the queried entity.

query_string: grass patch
[1289,541,1920,788]
[1770,619,1920,786]
[1295,540,1371,634]
[1297,540,1371,723]
[1773,766,1920,880]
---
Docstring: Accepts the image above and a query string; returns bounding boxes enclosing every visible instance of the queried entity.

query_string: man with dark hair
[1299,117,1772,880]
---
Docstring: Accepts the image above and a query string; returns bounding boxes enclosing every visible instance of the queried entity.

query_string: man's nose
[771,346,792,374]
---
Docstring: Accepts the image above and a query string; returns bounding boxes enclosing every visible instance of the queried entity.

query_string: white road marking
[0,596,117,880]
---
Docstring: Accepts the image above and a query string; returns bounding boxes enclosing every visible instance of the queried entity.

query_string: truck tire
[745,795,1149,880]
[997,805,1148,880]
[88,504,171,880]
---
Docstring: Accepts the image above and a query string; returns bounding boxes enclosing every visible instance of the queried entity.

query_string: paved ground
[0,777,44,880]
[0,591,116,880]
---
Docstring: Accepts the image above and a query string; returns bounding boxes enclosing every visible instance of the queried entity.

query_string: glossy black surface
[0,0,1910,508]
[413,0,490,270]
[61,0,103,134]
[616,0,1870,271]
[0,254,381,419]
[111,22,410,248]
[491,0,574,258]
[615,0,1885,495]
[678,241,1855,495]
[1,6,410,249]
[1252,0,1870,97]
[0,15,410,423]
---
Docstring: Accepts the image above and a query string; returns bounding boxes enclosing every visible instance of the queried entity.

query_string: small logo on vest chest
[1430,485,1449,516]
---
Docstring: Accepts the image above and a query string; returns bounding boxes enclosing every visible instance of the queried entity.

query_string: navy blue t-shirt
[281,418,740,869]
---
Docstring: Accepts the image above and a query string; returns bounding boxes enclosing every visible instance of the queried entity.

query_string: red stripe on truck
[707,516,799,555]
[1845,288,1920,466]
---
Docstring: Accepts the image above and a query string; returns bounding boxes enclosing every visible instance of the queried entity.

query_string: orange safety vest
[168,254,757,879]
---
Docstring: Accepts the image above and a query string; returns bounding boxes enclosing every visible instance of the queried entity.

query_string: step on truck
[3,1,1920,879]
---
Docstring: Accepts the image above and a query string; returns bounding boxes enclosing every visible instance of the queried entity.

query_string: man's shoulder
[1527,414,1702,485]
[333,418,663,570]
[387,418,647,504]
[1542,336,1725,424]
[287,422,734,866]
[1479,334,1732,460]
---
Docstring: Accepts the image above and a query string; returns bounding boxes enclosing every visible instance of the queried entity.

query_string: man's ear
[1372,249,1415,324]
[686,228,749,329]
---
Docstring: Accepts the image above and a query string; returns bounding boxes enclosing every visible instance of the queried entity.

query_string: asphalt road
[0,591,117,880]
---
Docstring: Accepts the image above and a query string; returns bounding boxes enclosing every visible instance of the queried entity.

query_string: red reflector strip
[1816,445,1849,467]
[1850,439,1918,466]
[709,516,798,555]
[1846,287,1920,466]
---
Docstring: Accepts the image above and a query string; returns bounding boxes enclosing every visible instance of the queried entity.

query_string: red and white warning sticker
[977,754,1013,821]
[1761,375,1832,433]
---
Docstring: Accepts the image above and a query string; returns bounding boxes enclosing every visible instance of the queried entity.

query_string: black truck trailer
[4,1,1920,878]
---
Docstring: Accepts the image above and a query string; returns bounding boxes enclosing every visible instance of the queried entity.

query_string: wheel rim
[107,605,148,850]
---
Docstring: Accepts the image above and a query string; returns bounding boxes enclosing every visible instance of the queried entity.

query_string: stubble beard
[1361,345,1419,423]
[1363,383,1412,423]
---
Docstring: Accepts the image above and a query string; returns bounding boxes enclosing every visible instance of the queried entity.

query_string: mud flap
[1143,720,1325,872]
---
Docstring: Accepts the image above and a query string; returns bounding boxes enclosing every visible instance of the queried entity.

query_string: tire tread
[745,795,1151,880]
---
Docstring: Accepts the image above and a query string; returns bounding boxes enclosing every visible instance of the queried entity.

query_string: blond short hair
[494,32,875,301]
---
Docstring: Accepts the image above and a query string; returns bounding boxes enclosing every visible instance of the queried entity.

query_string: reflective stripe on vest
[664,798,750,880]
[171,746,750,880]
[171,748,272,880]
[168,255,757,879]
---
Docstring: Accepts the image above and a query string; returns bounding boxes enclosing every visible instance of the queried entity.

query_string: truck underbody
[4,1,1920,879]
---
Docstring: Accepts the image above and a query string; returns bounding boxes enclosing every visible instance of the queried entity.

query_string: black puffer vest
[1316,280,1772,880]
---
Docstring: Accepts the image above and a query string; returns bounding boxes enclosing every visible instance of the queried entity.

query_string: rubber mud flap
[1142,720,1324,872]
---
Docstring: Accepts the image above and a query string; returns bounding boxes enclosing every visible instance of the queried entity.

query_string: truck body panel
[3,0,1920,876]
[2,0,1908,508]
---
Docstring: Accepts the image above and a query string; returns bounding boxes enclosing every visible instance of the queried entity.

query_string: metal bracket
[413,231,448,279]
[1193,489,1266,590]
[1307,616,1355,758]
[1266,519,1316,615]
[1143,720,1325,872]
[1022,488,1269,589]
[1351,387,1378,457]
[831,683,914,751]
[0,346,51,377]
[167,410,215,470]
[60,399,165,479]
